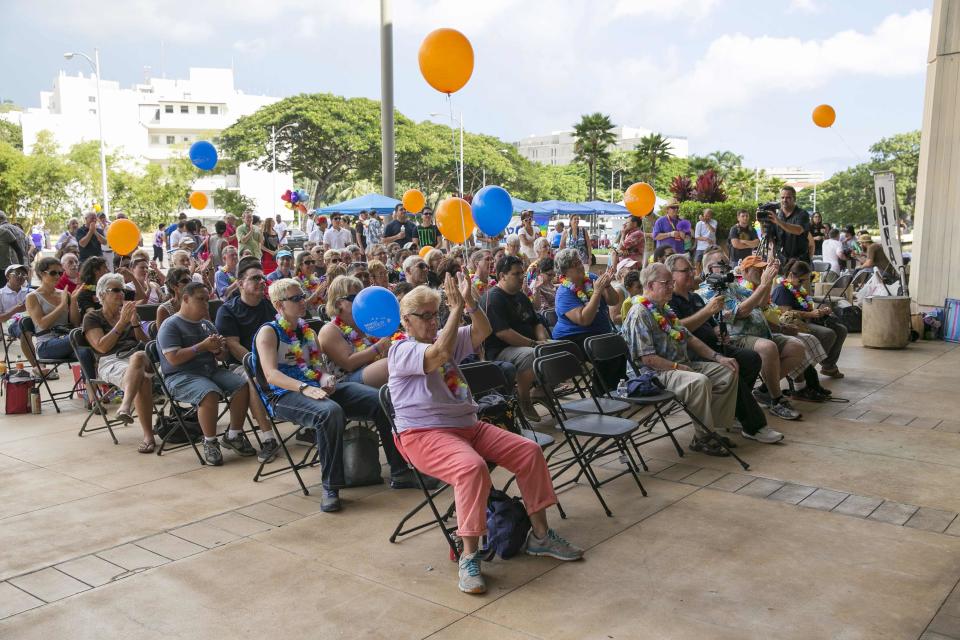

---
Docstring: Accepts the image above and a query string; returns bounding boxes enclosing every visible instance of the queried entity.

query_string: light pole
[271,122,299,225]
[610,168,625,202]
[64,49,109,217]
[429,111,463,196]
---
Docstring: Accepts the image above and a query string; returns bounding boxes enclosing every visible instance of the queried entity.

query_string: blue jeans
[36,336,72,360]
[272,381,406,490]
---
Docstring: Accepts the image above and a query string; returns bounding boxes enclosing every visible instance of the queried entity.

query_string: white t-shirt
[821,238,844,273]
[695,220,717,251]
[518,227,538,260]
[275,221,287,243]
[169,229,183,249]
[0,285,28,325]
[323,227,353,250]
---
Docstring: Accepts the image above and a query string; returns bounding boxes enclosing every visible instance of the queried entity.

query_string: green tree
[212,188,256,217]
[633,133,673,186]
[869,130,920,218]
[686,154,719,176]
[19,131,77,226]
[0,120,22,151]
[571,113,616,201]
[66,140,124,208]
[654,156,690,196]
[110,159,197,228]
[815,163,875,227]
[726,166,757,200]
[706,150,744,178]
[395,120,459,208]
[219,93,395,206]
[0,141,26,213]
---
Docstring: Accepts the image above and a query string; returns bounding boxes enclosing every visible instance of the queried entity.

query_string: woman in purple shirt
[388,274,582,595]
[652,200,692,253]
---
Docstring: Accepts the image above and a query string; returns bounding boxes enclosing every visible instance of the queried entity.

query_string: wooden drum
[862,296,911,349]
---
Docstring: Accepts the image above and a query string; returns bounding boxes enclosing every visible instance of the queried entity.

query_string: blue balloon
[290,191,299,204]
[352,286,401,338]
[472,185,513,236]
[189,140,218,171]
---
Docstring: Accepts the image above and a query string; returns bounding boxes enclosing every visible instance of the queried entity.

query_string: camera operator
[666,254,782,444]
[772,186,811,262]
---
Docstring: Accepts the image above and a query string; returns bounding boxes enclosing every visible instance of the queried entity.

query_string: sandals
[689,436,731,457]
[820,367,845,379]
[116,409,135,425]
[137,441,156,454]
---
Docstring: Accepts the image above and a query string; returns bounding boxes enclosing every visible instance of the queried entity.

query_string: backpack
[154,408,203,444]
[3,376,33,414]
[484,489,531,560]
[476,391,521,434]
[343,425,383,487]
[834,303,862,333]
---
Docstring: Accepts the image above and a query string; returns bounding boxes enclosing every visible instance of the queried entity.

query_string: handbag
[343,425,383,487]
[626,367,663,397]
[3,375,34,414]
[779,310,811,334]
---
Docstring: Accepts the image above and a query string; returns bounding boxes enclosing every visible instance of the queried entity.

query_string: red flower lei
[276,315,323,380]
[471,273,496,295]
[440,363,469,400]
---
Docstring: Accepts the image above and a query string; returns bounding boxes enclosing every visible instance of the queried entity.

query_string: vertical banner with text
[872,171,905,284]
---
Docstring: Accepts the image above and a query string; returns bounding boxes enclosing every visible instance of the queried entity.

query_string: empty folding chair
[534,340,630,416]
[534,352,647,517]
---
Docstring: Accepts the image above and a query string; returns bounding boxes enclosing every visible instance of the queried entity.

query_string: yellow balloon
[189,191,208,210]
[623,182,656,218]
[812,104,836,128]
[436,197,475,244]
[106,219,140,256]
[419,245,433,258]
[403,189,426,214]
[418,28,474,94]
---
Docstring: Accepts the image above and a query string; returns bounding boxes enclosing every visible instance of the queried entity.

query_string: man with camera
[770,186,810,262]
[666,254,783,443]
[697,250,803,421]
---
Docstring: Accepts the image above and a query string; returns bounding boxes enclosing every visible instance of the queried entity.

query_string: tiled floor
[1,337,960,639]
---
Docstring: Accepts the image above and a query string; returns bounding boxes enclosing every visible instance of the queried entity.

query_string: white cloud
[232,38,267,55]
[610,0,721,20]
[787,0,820,13]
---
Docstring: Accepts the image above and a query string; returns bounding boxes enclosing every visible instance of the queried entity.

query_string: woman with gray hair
[552,248,623,390]
[83,272,156,452]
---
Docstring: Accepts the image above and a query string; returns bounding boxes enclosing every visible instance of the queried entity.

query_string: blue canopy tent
[582,200,630,215]
[535,200,596,215]
[510,197,548,214]
[316,193,401,215]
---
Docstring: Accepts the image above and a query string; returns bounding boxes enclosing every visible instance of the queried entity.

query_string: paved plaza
[0,337,959,639]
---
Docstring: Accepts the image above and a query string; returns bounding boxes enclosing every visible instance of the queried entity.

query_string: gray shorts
[495,345,535,373]
[165,369,245,405]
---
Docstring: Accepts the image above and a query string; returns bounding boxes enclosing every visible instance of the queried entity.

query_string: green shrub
[677,199,758,245]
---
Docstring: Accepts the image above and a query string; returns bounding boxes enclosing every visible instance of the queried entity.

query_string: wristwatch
[298,382,309,394]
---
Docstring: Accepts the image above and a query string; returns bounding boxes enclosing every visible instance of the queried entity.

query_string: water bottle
[29,387,41,414]
[616,378,628,397]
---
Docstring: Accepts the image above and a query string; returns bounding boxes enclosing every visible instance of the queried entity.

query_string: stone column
[913,0,960,307]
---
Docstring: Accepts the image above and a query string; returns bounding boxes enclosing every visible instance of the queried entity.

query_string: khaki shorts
[731,333,792,352]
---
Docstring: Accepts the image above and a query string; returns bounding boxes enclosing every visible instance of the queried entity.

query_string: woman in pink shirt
[388,274,582,595]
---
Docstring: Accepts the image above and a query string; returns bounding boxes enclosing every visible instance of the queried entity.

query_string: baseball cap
[739,255,767,271]
[616,258,638,274]
[276,250,293,259]
[4,264,27,276]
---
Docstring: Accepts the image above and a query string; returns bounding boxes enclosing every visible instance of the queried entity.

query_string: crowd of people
[0,188,856,594]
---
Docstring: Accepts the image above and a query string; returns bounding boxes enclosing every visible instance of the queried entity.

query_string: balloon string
[832,129,866,164]
[447,93,461,198]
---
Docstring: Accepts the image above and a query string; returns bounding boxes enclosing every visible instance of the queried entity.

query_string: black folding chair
[543,309,559,336]
[144,341,205,464]
[583,333,685,460]
[533,340,631,416]
[1,320,27,369]
[534,352,647,517]
[68,329,126,444]
[136,304,159,323]
[208,299,224,320]
[243,350,318,496]
[18,317,78,413]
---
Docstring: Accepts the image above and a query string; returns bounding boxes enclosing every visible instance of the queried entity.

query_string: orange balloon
[418,28,474,94]
[623,182,656,218]
[812,104,836,128]
[436,197,476,244]
[106,219,140,256]
[189,191,208,210]
[403,189,426,214]
[419,245,434,258]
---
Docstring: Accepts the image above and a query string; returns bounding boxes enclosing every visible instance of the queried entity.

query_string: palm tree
[633,133,673,185]
[572,113,617,200]
[706,150,744,178]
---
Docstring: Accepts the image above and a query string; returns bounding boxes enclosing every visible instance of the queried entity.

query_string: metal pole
[754,167,759,202]
[379,0,395,197]
[610,169,614,202]
[459,112,464,197]
[271,125,277,220]
[94,49,109,217]
[813,183,817,212]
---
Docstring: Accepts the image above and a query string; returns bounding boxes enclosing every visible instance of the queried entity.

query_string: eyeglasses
[414,263,428,270]
[104,287,125,294]
[302,259,315,266]
[338,293,358,303]
[653,279,675,287]
[45,270,64,277]
[177,278,192,285]
[282,293,307,303]
[245,275,265,282]
[408,311,439,321]
[671,268,692,274]
[329,258,342,264]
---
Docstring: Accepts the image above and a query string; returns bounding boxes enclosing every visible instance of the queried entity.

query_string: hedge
[677,199,760,246]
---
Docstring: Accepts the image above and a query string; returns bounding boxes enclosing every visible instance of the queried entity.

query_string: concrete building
[515,126,689,166]
[764,167,825,190]
[19,67,292,219]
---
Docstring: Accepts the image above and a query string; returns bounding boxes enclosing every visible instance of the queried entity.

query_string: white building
[764,167,825,189]
[19,67,293,219]
[515,126,689,166]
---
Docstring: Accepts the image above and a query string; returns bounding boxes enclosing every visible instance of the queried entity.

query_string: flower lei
[440,363,469,400]
[276,314,322,380]
[633,295,685,342]
[299,273,321,295]
[559,275,594,304]
[220,267,236,284]
[471,274,496,295]
[334,316,407,359]
[780,278,811,311]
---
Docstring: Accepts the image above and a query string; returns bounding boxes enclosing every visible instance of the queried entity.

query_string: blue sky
[1,0,932,176]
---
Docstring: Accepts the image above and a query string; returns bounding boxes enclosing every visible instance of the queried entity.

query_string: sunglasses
[245,274,265,282]
[329,258,342,263]
[177,278,192,285]
[302,259,315,266]
[338,293,358,303]
[45,270,64,277]
[282,293,307,303]
[414,263,428,270]
[105,287,125,293]
[408,311,438,321]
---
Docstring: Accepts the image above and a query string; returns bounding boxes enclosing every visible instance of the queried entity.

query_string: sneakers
[458,551,487,594]
[221,432,256,456]
[741,426,785,444]
[769,397,802,421]
[203,439,223,466]
[257,438,280,464]
[321,489,341,513]
[524,528,584,561]
[689,435,731,457]
[752,388,772,406]
[295,427,316,444]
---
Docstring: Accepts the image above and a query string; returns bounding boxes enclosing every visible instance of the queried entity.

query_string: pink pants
[395,422,557,537]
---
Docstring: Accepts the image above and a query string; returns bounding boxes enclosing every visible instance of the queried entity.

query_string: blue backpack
[484,489,531,559]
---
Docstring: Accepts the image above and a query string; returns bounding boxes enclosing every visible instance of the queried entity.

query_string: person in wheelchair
[388,275,582,596]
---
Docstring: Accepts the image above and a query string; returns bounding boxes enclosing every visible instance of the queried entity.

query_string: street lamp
[610,168,626,202]
[63,49,109,217]
[429,112,463,196]
[271,122,299,224]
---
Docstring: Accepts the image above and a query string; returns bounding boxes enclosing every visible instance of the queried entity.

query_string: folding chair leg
[656,406,685,457]
[555,434,614,517]
[676,400,750,471]
[253,427,312,496]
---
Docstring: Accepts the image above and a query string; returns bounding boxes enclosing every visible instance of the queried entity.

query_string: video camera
[755,201,779,224]
[704,259,735,292]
